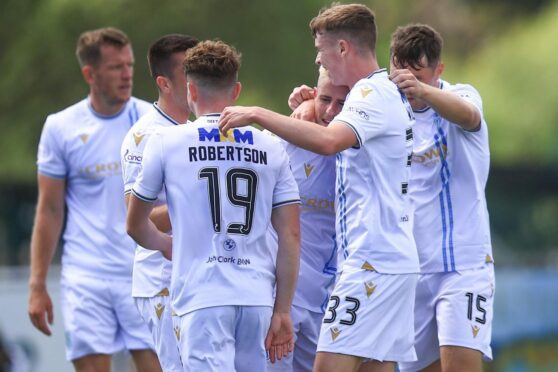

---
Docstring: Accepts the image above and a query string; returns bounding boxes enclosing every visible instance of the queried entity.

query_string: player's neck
[157,97,190,124]
[347,57,380,89]
[89,94,126,116]
[193,98,234,118]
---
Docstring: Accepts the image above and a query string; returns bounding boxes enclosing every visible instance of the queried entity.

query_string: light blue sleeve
[37,116,67,179]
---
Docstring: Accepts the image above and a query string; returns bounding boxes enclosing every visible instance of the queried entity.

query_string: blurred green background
[2,0,557,265]
[0,0,557,370]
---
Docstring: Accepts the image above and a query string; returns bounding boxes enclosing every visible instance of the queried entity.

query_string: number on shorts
[323,296,361,325]
[323,296,339,323]
[465,292,487,324]
[199,167,258,235]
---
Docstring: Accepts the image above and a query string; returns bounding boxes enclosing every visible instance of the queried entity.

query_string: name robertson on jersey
[188,145,267,165]
[189,127,267,165]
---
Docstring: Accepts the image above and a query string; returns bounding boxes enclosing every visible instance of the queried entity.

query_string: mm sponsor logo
[198,128,254,145]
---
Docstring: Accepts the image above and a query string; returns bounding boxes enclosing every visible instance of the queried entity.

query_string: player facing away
[267,67,349,372]
[126,40,301,372]
[28,28,160,371]
[121,34,198,371]
[389,24,495,372]
[219,4,419,372]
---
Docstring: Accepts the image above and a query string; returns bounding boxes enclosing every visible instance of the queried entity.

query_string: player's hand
[389,68,426,100]
[290,99,316,122]
[219,106,257,134]
[265,311,294,363]
[288,85,316,110]
[28,284,54,336]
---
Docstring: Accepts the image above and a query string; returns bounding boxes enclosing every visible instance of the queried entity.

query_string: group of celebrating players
[27,3,494,372]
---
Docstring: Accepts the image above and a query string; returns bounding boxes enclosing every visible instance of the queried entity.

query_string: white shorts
[135,294,182,371]
[399,264,495,372]
[60,273,153,361]
[175,305,272,372]
[267,304,323,372]
[317,270,418,362]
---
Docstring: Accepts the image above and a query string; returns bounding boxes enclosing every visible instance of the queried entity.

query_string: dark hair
[76,27,130,67]
[148,34,199,80]
[310,3,377,53]
[183,40,241,91]
[390,24,443,69]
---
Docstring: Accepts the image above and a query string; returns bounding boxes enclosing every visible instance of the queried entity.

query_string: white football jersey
[410,81,493,273]
[37,97,151,279]
[132,114,300,315]
[333,69,419,274]
[282,142,337,313]
[121,103,184,297]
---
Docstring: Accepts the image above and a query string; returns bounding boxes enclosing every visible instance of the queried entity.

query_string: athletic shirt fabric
[37,97,151,279]
[121,103,183,296]
[410,80,493,273]
[132,115,300,315]
[333,69,419,274]
[282,141,337,313]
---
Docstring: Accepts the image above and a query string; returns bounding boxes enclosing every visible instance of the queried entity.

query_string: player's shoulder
[441,80,481,100]
[351,69,397,100]
[129,97,152,112]
[45,98,89,128]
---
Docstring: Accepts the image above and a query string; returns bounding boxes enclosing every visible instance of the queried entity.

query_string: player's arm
[28,175,65,336]
[288,84,316,110]
[127,195,172,259]
[390,69,481,130]
[125,194,171,233]
[265,203,300,363]
[219,106,356,155]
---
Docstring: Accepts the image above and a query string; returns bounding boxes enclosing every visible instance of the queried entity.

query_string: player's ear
[155,76,169,92]
[338,39,349,56]
[81,65,94,85]
[187,81,198,103]
[232,82,242,102]
[436,62,445,78]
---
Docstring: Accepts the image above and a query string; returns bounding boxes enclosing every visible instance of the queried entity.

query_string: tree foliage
[0,0,555,182]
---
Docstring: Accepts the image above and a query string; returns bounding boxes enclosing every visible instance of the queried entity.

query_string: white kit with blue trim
[332,69,419,274]
[410,81,493,273]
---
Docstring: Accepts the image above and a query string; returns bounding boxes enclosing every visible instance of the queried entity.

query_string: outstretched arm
[219,106,356,155]
[28,175,65,336]
[265,203,300,363]
[390,68,481,130]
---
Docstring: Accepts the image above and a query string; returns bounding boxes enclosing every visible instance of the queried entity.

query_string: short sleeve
[333,82,387,147]
[37,116,67,179]
[451,84,483,116]
[132,132,164,202]
[272,145,300,208]
[121,128,145,195]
